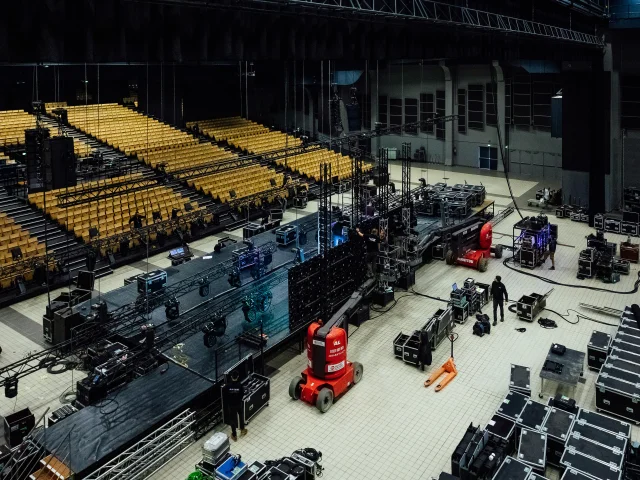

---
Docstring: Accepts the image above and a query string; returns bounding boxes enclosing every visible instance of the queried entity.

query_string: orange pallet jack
[424,333,459,392]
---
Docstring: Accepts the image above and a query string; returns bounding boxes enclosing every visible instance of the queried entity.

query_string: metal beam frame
[133,0,604,47]
[55,176,160,208]
[277,0,604,46]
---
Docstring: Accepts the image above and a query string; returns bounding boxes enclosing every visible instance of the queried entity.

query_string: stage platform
[39,202,493,476]
[41,362,213,476]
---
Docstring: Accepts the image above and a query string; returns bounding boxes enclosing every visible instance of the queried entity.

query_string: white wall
[372,63,562,181]
[372,65,446,163]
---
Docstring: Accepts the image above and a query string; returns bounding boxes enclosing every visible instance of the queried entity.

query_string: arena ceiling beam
[133,0,604,47]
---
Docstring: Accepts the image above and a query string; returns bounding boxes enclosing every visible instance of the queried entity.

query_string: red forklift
[444,219,503,272]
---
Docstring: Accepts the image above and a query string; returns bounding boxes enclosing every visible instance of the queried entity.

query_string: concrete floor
[1,164,636,480]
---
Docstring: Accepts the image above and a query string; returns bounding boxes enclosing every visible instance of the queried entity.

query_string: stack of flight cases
[588,331,613,371]
[541,405,576,468]
[393,306,454,365]
[559,408,630,480]
[596,306,640,424]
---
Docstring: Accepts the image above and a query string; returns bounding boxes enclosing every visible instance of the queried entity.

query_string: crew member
[355,227,381,277]
[222,370,247,441]
[417,329,432,372]
[130,210,144,229]
[543,236,557,270]
[490,275,509,327]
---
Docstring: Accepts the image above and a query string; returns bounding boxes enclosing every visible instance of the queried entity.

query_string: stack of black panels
[596,306,640,424]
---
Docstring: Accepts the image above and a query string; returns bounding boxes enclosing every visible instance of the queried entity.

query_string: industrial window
[420,93,434,134]
[622,77,640,130]
[505,79,512,125]
[479,146,498,170]
[457,89,467,134]
[389,97,403,128]
[378,95,388,127]
[468,84,484,131]
[513,75,532,127]
[486,83,497,127]
[404,98,418,134]
[436,90,445,140]
[532,77,553,130]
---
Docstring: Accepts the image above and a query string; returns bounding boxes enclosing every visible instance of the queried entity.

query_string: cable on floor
[503,256,640,295]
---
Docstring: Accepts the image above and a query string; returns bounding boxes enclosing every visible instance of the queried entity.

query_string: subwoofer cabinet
[541,406,575,467]
[587,330,612,371]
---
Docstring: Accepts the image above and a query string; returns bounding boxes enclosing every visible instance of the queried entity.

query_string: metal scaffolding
[281,0,604,46]
[83,410,195,480]
[144,0,603,46]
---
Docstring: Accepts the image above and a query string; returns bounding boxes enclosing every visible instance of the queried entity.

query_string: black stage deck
[42,363,212,475]
[41,205,484,476]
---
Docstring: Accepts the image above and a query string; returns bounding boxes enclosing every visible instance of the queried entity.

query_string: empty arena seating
[44,101,68,112]
[0,110,37,146]
[187,164,284,203]
[28,174,199,243]
[187,117,269,141]
[186,117,301,155]
[65,104,198,157]
[0,212,46,266]
[142,142,237,173]
[275,149,368,182]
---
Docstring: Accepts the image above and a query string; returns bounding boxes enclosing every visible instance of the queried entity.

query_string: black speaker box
[43,136,76,190]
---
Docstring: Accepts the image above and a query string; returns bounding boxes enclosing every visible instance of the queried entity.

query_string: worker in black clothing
[490,275,509,327]
[222,370,247,441]
[417,329,432,371]
[543,236,557,270]
[356,227,381,277]
[130,210,144,229]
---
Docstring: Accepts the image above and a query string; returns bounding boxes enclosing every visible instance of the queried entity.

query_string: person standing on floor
[543,236,557,270]
[222,370,247,441]
[491,275,509,327]
[417,328,432,371]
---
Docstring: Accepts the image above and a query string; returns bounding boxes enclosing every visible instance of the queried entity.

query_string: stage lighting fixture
[165,297,180,321]
[199,278,210,297]
[4,377,18,398]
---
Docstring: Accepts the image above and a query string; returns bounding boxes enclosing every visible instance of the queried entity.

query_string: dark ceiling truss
[130,0,604,47]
